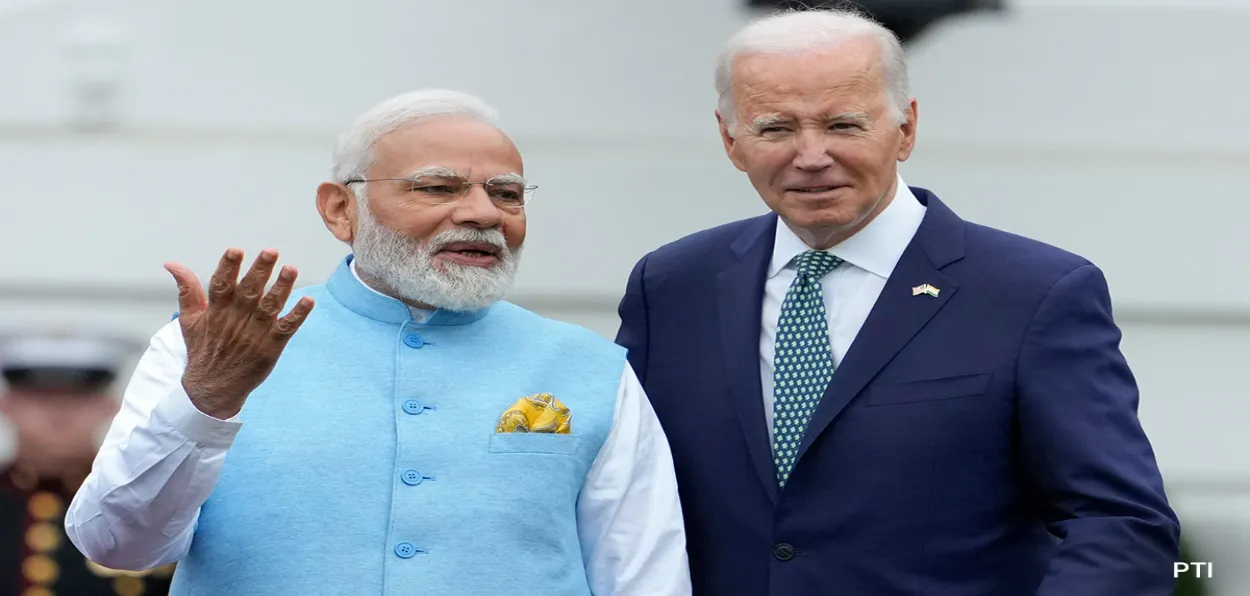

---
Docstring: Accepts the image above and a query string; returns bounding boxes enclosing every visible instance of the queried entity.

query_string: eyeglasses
[343,175,537,209]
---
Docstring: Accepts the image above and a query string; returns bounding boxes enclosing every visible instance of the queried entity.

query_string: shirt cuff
[153,384,243,448]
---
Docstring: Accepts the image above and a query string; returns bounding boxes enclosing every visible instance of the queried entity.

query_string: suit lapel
[717,214,780,504]
[795,189,966,462]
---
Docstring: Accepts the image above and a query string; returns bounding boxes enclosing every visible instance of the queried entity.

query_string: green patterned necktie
[772,249,844,487]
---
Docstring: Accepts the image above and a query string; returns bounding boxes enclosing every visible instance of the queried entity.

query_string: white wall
[1,0,1245,591]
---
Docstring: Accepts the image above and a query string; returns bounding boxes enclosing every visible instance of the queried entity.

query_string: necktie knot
[793,250,843,280]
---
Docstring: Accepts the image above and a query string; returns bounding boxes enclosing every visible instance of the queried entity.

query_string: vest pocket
[489,433,581,455]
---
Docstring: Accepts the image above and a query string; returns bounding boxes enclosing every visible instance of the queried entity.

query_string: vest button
[403,333,424,348]
[402,400,424,415]
[773,543,795,561]
[394,541,420,559]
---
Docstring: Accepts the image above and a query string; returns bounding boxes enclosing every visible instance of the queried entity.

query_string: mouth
[435,241,503,267]
[787,185,846,195]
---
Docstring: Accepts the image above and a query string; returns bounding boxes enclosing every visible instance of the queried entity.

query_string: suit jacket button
[773,543,795,561]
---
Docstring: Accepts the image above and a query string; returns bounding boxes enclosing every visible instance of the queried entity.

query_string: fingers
[180,248,311,345]
[208,249,244,307]
[234,249,279,309]
[272,296,315,341]
[164,262,207,315]
[255,265,298,320]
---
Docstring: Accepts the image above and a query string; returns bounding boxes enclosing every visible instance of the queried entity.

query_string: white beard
[350,202,521,312]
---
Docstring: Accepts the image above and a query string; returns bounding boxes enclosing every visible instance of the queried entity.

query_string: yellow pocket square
[495,393,571,434]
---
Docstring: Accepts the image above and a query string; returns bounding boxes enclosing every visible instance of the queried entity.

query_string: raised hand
[164,248,314,420]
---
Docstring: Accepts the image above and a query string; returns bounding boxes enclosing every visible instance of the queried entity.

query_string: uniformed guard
[0,328,174,596]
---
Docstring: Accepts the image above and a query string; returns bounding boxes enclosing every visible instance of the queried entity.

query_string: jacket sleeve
[1017,263,1181,595]
[615,253,652,383]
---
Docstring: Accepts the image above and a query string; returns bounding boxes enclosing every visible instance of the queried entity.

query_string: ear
[717,111,747,172]
[317,182,357,244]
[897,98,919,162]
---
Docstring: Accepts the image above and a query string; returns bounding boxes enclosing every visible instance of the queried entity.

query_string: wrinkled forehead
[370,117,524,179]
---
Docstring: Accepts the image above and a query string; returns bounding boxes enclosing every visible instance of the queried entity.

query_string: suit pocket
[489,433,581,455]
[865,373,991,406]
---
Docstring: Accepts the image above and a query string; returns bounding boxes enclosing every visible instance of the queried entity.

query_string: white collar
[768,175,926,279]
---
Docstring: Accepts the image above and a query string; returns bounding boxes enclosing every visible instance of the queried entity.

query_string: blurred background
[0,0,1244,593]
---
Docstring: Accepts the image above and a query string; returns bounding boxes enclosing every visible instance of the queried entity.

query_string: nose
[792,129,835,171]
[450,184,504,228]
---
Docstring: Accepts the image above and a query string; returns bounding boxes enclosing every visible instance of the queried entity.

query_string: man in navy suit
[615,8,1180,596]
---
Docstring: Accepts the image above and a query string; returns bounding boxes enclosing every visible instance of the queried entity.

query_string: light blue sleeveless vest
[168,256,625,595]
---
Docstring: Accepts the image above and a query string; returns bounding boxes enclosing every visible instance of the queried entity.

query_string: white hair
[331,88,499,185]
[715,8,911,136]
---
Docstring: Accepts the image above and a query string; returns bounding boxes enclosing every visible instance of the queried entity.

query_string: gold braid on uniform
[10,466,177,596]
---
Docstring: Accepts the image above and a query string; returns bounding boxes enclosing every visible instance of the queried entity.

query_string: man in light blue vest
[64,89,692,595]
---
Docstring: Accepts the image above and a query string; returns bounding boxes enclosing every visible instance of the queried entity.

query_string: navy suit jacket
[615,188,1180,595]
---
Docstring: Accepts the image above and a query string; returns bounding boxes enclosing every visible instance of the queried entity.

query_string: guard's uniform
[0,329,172,596]
[0,465,174,596]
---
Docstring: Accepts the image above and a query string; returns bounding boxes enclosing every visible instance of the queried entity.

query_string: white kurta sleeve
[577,364,692,595]
[64,320,242,571]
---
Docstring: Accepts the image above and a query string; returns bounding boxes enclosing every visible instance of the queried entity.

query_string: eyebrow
[748,111,873,132]
[750,113,789,130]
[488,172,526,185]
[403,167,527,185]
[404,166,460,179]
[831,112,872,125]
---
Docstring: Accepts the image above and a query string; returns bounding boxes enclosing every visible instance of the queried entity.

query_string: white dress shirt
[65,267,691,595]
[760,177,927,441]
